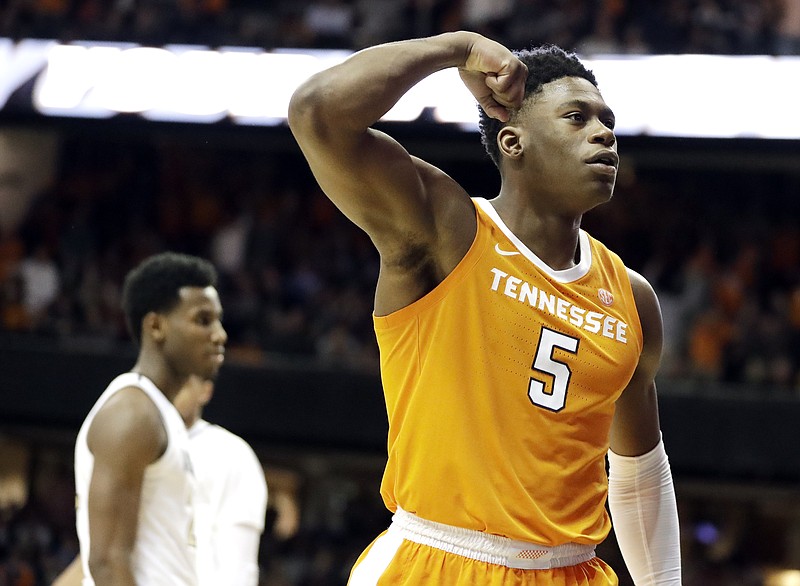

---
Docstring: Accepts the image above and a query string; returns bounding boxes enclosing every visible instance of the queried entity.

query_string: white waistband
[389,507,596,570]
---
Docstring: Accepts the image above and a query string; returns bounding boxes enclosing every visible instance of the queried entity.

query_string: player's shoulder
[94,385,163,432]
[625,267,658,304]
[88,385,166,462]
[194,422,259,460]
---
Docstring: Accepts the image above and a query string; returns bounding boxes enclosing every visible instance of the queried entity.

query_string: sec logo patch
[598,288,614,306]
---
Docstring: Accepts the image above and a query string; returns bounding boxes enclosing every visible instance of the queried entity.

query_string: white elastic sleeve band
[607,436,682,585]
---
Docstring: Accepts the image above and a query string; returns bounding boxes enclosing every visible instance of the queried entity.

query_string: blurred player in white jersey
[173,374,268,586]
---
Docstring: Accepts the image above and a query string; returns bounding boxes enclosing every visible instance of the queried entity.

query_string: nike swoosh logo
[495,243,521,256]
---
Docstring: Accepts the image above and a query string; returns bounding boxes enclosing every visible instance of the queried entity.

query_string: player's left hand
[458,34,528,122]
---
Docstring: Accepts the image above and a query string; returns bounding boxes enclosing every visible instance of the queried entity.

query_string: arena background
[1,2,800,584]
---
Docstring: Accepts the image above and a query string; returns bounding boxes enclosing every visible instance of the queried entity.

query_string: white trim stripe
[348,529,404,585]
[476,197,592,283]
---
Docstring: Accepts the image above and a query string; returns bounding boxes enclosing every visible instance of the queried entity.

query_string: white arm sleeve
[607,436,682,585]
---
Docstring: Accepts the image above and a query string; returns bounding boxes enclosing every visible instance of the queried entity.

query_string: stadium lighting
[0,38,795,139]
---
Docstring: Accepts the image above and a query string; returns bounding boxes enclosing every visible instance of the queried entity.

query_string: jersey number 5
[528,327,579,412]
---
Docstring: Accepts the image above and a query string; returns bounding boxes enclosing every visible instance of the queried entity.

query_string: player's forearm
[87,503,140,586]
[608,438,682,585]
[289,31,476,136]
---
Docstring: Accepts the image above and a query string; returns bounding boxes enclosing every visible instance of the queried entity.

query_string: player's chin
[590,178,616,201]
[202,358,224,379]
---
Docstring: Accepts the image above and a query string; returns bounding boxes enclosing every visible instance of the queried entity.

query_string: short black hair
[122,252,218,344]
[479,45,598,168]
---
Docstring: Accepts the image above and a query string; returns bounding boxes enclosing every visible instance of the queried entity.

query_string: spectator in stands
[775,0,800,54]
[299,0,355,48]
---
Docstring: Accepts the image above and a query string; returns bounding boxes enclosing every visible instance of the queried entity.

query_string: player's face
[516,76,618,212]
[162,286,227,381]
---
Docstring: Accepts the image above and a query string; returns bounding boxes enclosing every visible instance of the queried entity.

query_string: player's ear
[143,311,166,343]
[498,126,523,160]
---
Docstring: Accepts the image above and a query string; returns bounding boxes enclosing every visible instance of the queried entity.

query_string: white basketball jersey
[75,372,197,586]
[189,420,267,586]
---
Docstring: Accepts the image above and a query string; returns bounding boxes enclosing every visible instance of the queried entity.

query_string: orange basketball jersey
[373,197,643,547]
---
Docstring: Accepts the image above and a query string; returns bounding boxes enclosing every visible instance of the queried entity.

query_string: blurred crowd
[0,136,383,372]
[585,165,800,392]
[1,131,799,391]
[1,0,800,56]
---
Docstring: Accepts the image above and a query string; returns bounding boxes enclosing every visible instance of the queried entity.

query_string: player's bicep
[295,124,440,244]
[86,390,165,569]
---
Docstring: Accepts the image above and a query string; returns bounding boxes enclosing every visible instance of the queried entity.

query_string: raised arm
[608,269,682,585]
[85,388,167,586]
[288,32,527,311]
[288,31,526,235]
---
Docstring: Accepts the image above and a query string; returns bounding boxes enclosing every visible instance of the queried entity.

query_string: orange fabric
[790,286,800,329]
[688,309,732,376]
[373,199,642,547]
[2,301,31,331]
[178,0,228,14]
[0,235,24,282]
[34,0,67,14]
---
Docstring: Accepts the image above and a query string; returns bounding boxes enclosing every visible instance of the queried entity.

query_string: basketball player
[289,31,681,584]
[173,375,268,586]
[55,376,267,586]
[74,252,226,586]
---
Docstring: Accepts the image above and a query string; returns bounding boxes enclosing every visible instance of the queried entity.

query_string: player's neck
[489,195,583,270]
[130,356,184,402]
